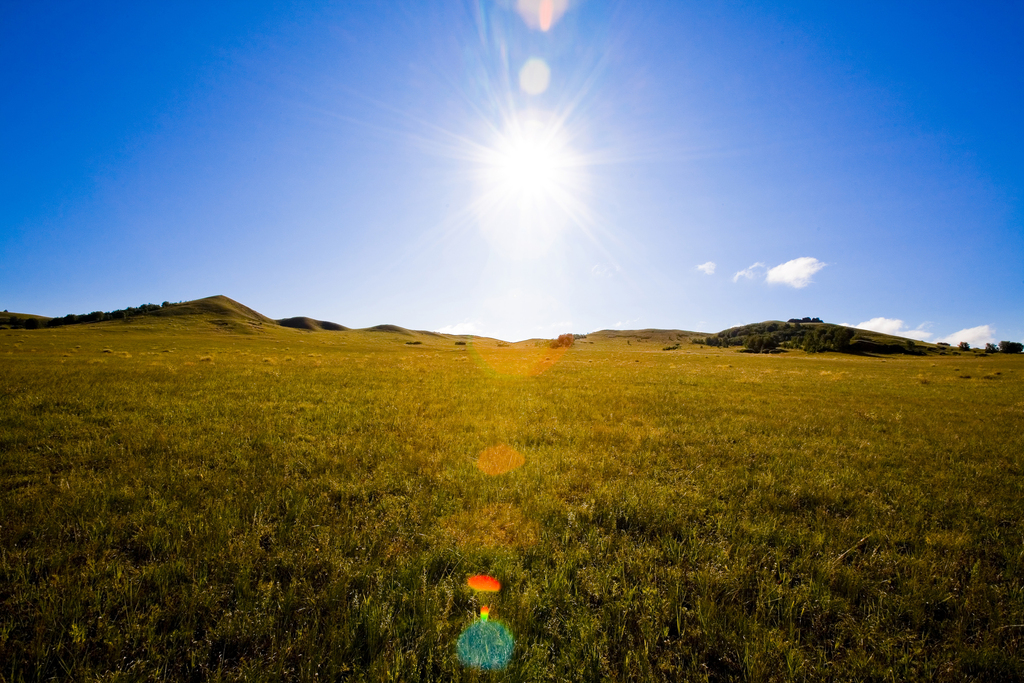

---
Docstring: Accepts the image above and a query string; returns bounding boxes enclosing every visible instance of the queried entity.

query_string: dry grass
[0,319,1022,681]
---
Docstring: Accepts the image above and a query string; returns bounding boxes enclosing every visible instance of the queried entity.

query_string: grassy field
[1,308,1022,681]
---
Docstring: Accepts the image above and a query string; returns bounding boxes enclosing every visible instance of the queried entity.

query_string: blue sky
[2,1,1021,343]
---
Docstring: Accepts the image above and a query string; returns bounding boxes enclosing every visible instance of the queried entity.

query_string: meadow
[1,306,1022,681]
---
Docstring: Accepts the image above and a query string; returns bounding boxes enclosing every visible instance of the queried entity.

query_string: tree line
[2,301,180,329]
[43,303,167,327]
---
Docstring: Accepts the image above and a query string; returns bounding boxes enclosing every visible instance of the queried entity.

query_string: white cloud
[855,317,933,341]
[938,325,996,347]
[696,261,716,275]
[591,263,618,278]
[856,317,910,335]
[854,319,1000,346]
[766,257,826,288]
[901,328,933,342]
[732,262,765,282]
[436,321,482,335]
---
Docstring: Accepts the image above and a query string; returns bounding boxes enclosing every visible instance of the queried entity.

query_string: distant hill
[591,320,969,356]
[0,295,982,355]
[1,311,52,329]
[694,320,948,355]
[2,311,51,322]
[153,295,276,324]
[587,329,703,343]
[364,324,446,337]
[276,316,349,331]
[366,324,413,335]
[10,294,456,337]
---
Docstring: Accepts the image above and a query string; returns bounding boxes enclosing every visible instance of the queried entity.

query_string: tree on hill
[44,303,161,327]
[24,318,40,330]
[831,327,856,352]
[691,322,870,354]
[999,341,1023,354]
[958,341,971,351]
[744,334,777,353]
[803,329,824,352]
[802,325,854,353]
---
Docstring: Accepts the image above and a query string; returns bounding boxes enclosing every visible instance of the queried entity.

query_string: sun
[471,115,584,256]
[484,118,571,199]
[496,138,558,194]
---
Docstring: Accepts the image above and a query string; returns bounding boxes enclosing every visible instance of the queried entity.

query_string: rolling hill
[152,295,276,324]
[276,316,349,331]
[0,295,988,355]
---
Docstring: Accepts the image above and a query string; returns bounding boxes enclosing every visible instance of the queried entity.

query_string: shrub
[550,333,574,349]
[985,343,999,354]
[24,318,39,330]
[959,341,971,351]
[693,336,724,347]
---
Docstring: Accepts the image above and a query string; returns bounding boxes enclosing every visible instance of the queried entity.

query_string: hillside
[587,328,703,344]
[1,311,51,321]
[276,316,349,331]
[152,295,277,324]
[1,311,52,329]
[692,320,964,356]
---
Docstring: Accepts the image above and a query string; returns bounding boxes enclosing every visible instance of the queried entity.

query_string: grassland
[1,309,1022,681]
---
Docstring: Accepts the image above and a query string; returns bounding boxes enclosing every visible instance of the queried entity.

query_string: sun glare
[494,133,558,194]
[471,115,585,257]
[416,1,600,265]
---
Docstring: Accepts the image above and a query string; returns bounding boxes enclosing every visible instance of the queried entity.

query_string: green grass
[1,316,1022,681]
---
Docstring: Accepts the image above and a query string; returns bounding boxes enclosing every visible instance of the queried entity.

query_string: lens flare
[476,444,526,475]
[480,605,490,621]
[468,337,572,376]
[519,58,550,95]
[539,0,554,31]
[457,614,514,670]
[515,0,568,31]
[467,574,502,592]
